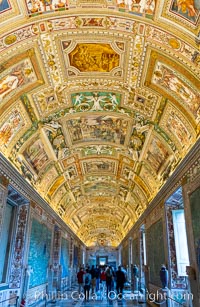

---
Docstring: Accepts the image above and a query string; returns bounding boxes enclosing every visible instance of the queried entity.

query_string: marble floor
[43,285,149,307]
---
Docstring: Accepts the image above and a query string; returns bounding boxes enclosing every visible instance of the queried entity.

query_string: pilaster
[0,175,9,240]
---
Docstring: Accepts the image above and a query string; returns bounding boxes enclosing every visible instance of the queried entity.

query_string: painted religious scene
[82,159,116,175]
[146,136,170,174]
[152,62,200,118]
[25,0,156,19]
[66,115,129,145]
[0,59,37,103]
[0,110,24,148]
[23,138,49,174]
[68,43,120,72]
[170,0,200,24]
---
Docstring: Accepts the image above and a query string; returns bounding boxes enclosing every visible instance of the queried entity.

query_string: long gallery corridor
[0,0,200,307]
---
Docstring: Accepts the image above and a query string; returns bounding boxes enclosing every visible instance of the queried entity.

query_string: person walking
[105,267,113,298]
[95,265,101,292]
[90,265,96,294]
[77,267,85,294]
[115,266,126,299]
[83,269,91,301]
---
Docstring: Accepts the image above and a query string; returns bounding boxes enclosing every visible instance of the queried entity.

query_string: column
[128,237,133,281]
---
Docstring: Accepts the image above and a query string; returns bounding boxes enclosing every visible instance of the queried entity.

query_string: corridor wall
[120,140,200,306]
[0,153,85,307]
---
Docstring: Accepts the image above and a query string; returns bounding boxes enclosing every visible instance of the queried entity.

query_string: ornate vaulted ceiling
[0,0,200,247]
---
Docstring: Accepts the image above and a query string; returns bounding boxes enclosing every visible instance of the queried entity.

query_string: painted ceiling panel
[0,0,200,247]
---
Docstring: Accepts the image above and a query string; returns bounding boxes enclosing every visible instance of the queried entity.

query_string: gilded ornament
[4,34,17,45]
[168,38,180,49]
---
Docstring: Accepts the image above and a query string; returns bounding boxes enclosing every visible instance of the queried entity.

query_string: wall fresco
[82,159,116,175]
[71,92,121,112]
[66,115,129,145]
[165,110,192,149]
[47,176,65,199]
[84,182,117,196]
[146,136,170,174]
[44,124,68,159]
[23,138,49,174]
[65,165,78,181]
[0,110,25,148]
[25,0,68,15]
[117,0,156,17]
[152,62,200,118]
[68,43,120,72]
[24,0,156,19]
[170,0,200,24]
[0,59,37,103]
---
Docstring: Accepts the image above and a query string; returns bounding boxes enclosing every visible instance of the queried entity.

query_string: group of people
[77,265,127,301]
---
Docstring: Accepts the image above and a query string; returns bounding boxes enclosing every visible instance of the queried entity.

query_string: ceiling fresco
[0,0,200,247]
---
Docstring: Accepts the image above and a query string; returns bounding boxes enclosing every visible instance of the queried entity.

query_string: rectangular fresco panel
[152,62,200,118]
[66,115,128,145]
[84,182,117,196]
[23,138,49,174]
[82,159,116,174]
[25,0,68,15]
[146,136,169,173]
[28,219,52,288]
[71,92,121,111]
[165,112,192,148]
[0,109,24,148]
[170,0,200,24]
[68,43,120,72]
[0,59,37,103]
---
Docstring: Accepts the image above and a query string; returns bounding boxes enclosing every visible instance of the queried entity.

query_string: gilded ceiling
[0,0,200,247]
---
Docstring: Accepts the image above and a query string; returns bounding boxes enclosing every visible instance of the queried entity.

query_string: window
[172,209,189,276]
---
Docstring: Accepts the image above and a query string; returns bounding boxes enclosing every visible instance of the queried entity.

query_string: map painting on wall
[68,43,120,72]
[66,115,129,145]
[170,0,200,24]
